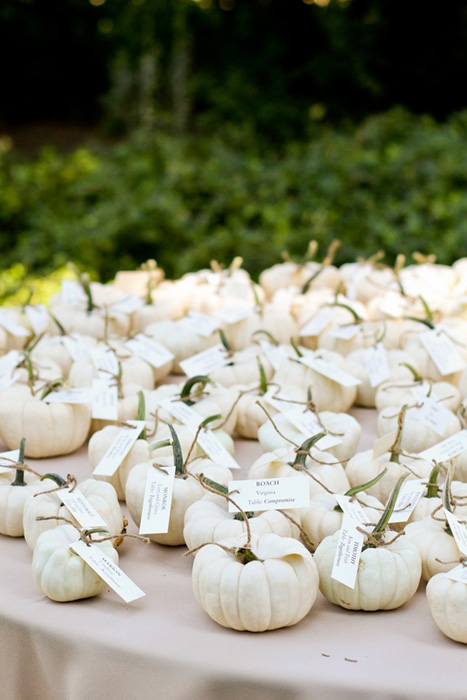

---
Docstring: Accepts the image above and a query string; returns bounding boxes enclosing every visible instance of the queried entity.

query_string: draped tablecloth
[1,408,465,700]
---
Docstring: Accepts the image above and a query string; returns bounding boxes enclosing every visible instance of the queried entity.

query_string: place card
[61,279,86,304]
[58,488,109,529]
[139,465,176,535]
[445,563,467,585]
[331,514,364,588]
[25,304,49,335]
[125,334,174,368]
[179,344,229,377]
[412,397,452,437]
[444,509,467,556]
[70,540,145,603]
[0,350,20,379]
[346,264,371,301]
[61,335,92,362]
[178,311,219,337]
[91,379,119,420]
[378,291,407,319]
[0,312,30,337]
[259,339,288,371]
[410,381,434,403]
[299,307,335,337]
[299,356,361,387]
[90,347,119,379]
[196,429,241,470]
[329,324,361,340]
[388,479,425,524]
[93,421,147,476]
[43,388,94,404]
[419,429,467,462]
[334,495,372,524]
[419,329,466,376]
[372,429,398,459]
[0,449,19,474]
[284,409,342,449]
[364,343,391,388]
[227,476,309,513]
[214,306,254,324]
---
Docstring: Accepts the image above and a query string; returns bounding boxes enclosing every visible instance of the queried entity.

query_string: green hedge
[2,107,467,294]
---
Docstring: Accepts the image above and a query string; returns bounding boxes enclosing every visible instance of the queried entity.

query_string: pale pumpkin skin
[0,472,59,537]
[183,495,301,551]
[125,456,233,546]
[32,524,119,602]
[377,404,461,454]
[23,478,124,550]
[192,532,319,631]
[0,383,91,458]
[404,518,462,581]
[426,572,467,644]
[313,531,422,611]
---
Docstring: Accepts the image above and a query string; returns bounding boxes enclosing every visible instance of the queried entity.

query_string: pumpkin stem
[389,405,408,463]
[167,423,186,477]
[252,329,279,346]
[363,473,408,549]
[183,414,222,469]
[49,311,67,336]
[334,468,388,512]
[290,336,303,358]
[399,363,423,383]
[426,464,441,499]
[137,390,147,441]
[293,433,327,470]
[257,357,268,396]
[10,437,26,487]
[180,375,213,405]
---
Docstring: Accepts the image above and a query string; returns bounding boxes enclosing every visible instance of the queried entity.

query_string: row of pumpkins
[1,246,467,641]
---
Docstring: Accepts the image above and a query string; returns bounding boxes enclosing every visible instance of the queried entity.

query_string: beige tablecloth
[1,409,465,700]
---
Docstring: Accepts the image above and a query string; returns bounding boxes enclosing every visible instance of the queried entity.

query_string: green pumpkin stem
[257,357,268,395]
[11,437,26,487]
[180,375,213,405]
[426,464,441,499]
[167,423,186,476]
[137,390,147,441]
[290,336,303,358]
[252,329,279,346]
[399,363,423,383]
[389,405,408,463]
[363,473,408,548]
[293,433,327,470]
[334,469,388,512]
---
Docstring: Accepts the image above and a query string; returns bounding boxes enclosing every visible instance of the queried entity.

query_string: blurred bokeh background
[2,0,467,300]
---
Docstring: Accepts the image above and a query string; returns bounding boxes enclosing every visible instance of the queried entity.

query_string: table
[1,409,465,700]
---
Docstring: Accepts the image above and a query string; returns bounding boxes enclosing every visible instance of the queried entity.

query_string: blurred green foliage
[2,107,467,298]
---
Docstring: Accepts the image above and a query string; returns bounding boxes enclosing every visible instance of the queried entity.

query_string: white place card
[284,409,342,450]
[444,509,467,556]
[331,513,364,588]
[109,295,145,315]
[330,324,361,340]
[43,388,94,404]
[419,429,467,462]
[388,479,425,524]
[419,329,466,376]
[179,344,229,377]
[334,495,371,524]
[227,476,309,513]
[196,429,241,470]
[378,291,407,319]
[125,334,174,368]
[0,449,19,474]
[25,304,49,335]
[445,563,467,584]
[61,279,86,304]
[61,335,92,362]
[299,356,361,387]
[364,343,391,388]
[58,488,109,529]
[299,307,335,337]
[178,311,220,337]
[346,264,371,301]
[410,381,434,403]
[93,421,147,477]
[0,350,20,379]
[372,429,398,459]
[158,398,202,431]
[139,465,176,535]
[70,540,145,603]
[90,347,119,379]
[91,379,119,420]
[412,397,452,437]
[0,313,30,337]
[259,340,288,371]
[214,306,254,325]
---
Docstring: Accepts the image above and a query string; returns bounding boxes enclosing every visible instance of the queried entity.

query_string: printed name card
[109,295,145,315]
[444,509,467,557]
[283,409,342,450]
[58,488,109,529]
[331,514,364,589]
[179,344,230,377]
[125,334,174,368]
[329,324,361,340]
[364,343,391,388]
[61,279,86,304]
[299,307,335,337]
[0,313,30,337]
[419,329,466,376]
[70,540,145,603]
[25,304,49,335]
[445,563,467,585]
[388,479,425,524]
[214,306,254,325]
[412,397,452,437]
[139,465,176,535]
[227,476,309,513]
[299,356,361,387]
[178,311,219,337]
[410,381,435,403]
[43,388,94,404]
[259,340,288,371]
[334,495,371,524]
[378,291,408,319]
[0,449,19,474]
[419,430,467,463]
[93,421,146,476]
[91,379,119,420]
[372,429,398,459]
